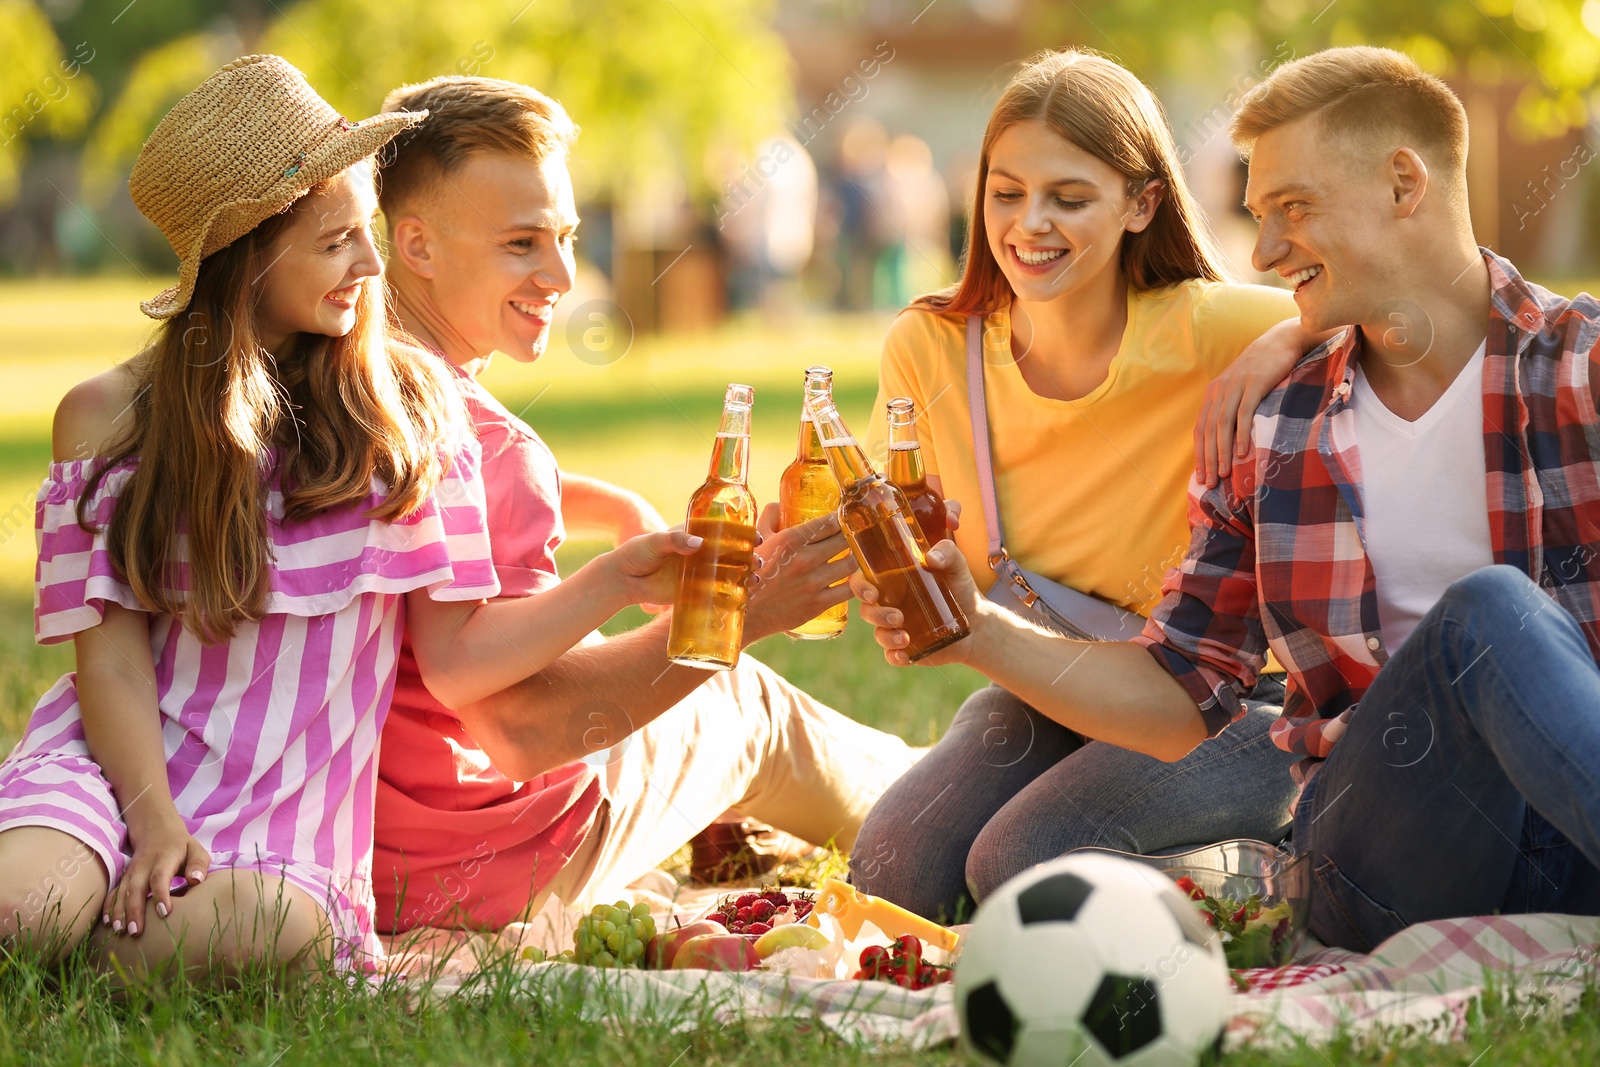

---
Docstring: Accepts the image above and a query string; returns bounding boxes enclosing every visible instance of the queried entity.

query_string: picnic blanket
[388,889,1599,1052]
[1226,913,1600,1048]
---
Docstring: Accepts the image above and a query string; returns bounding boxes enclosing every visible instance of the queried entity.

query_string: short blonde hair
[378,76,577,215]
[1231,47,1467,176]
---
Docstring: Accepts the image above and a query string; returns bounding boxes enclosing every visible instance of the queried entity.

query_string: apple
[644,919,725,969]
[753,923,829,959]
[669,933,761,972]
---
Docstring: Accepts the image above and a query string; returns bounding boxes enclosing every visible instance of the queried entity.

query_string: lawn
[1,277,1597,1065]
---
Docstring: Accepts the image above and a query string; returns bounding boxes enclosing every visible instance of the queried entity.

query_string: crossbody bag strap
[965,314,1007,563]
[966,313,1106,641]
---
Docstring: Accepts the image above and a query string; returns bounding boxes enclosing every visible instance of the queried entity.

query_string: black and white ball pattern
[955,853,1228,1067]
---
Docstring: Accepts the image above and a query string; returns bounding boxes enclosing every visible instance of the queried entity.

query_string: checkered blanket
[1226,914,1599,1049]
[394,906,1598,1051]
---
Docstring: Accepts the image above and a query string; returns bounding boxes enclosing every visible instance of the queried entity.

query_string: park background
[8,0,1600,748]
[3,2,1600,1064]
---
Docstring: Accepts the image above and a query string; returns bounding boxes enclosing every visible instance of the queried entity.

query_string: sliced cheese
[805,878,960,952]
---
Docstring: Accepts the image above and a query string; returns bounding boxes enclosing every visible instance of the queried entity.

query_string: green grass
[2,278,1597,1064]
[1,938,1597,1066]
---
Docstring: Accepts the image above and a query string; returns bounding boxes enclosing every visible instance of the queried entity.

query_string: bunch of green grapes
[573,900,656,967]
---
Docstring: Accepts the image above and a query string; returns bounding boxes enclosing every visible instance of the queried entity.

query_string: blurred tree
[1027,0,1600,245]
[48,0,270,103]
[72,0,791,207]
[69,1,295,198]
[0,0,96,200]
[268,0,793,201]
[81,32,233,195]
[1029,0,1600,140]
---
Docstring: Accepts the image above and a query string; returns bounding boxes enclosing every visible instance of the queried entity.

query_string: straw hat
[130,54,426,319]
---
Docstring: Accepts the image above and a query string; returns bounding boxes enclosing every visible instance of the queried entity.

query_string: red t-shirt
[372,365,601,932]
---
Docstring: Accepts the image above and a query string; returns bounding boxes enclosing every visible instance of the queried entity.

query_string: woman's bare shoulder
[51,355,146,462]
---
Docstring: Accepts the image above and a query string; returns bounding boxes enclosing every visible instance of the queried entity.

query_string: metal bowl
[1076,840,1310,968]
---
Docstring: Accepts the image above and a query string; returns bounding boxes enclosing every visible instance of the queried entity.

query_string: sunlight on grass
[0,278,984,754]
[0,278,901,596]
[5,279,1600,1066]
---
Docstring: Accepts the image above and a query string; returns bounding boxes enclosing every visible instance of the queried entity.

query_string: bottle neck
[795,411,826,462]
[886,410,925,485]
[798,377,833,462]
[709,432,750,483]
[886,440,927,487]
[811,406,875,487]
[711,405,752,483]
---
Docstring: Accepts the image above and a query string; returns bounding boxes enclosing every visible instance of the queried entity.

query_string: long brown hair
[920,49,1232,316]
[80,177,460,643]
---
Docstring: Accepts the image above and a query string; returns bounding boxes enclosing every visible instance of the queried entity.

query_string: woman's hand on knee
[108,811,209,937]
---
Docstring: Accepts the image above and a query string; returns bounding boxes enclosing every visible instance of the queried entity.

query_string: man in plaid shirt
[856,46,1600,950]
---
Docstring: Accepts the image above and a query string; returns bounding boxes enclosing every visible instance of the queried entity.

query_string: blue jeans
[1294,565,1600,950]
[849,676,1298,922]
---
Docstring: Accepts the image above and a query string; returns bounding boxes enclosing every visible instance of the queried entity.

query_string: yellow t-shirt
[867,279,1297,616]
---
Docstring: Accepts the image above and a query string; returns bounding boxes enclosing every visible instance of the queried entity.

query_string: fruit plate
[705,887,816,936]
[1075,840,1310,969]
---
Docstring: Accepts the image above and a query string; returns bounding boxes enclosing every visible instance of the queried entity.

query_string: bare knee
[94,871,334,986]
[0,828,107,958]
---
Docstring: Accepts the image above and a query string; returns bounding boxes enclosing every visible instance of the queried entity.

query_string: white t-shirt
[1344,343,1494,651]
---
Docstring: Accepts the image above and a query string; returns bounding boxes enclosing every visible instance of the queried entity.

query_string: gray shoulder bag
[966,314,1148,642]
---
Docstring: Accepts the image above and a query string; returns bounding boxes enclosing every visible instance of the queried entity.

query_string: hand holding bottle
[778,366,849,640]
[806,394,970,661]
[603,527,706,614]
[851,540,984,668]
[667,385,759,670]
[744,503,859,642]
[943,498,962,535]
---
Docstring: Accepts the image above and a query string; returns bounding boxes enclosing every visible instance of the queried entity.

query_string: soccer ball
[955,853,1228,1067]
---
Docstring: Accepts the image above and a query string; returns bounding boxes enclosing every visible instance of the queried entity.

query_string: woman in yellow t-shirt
[849,49,1317,922]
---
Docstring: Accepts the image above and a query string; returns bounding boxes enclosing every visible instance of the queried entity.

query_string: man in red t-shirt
[369,76,918,932]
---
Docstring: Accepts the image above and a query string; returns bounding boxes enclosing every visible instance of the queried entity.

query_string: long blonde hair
[921,49,1232,315]
[81,180,459,642]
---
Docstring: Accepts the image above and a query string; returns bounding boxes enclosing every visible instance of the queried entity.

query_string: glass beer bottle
[884,397,948,549]
[667,384,759,670]
[806,394,970,662]
[778,367,848,640]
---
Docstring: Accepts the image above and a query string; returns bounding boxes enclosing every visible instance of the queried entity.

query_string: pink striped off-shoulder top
[0,439,499,964]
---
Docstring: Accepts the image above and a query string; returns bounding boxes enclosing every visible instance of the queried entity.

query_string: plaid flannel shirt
[1134,250,1600,779]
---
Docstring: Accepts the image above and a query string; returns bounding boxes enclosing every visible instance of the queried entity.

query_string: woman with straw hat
[0,55,697,981]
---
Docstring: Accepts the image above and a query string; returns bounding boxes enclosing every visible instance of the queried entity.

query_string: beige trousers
[542,655,918,911]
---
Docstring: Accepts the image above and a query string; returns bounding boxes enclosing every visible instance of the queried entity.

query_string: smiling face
[254,163,383,352]
[391,149,578,363]
[1244,116,1398,333]
[982,120,1157,307]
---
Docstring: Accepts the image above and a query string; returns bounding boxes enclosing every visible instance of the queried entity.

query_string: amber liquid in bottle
[778,366,848,640]
[668,385,758,670]
[884,396,948,549]
[807,397,969,662]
